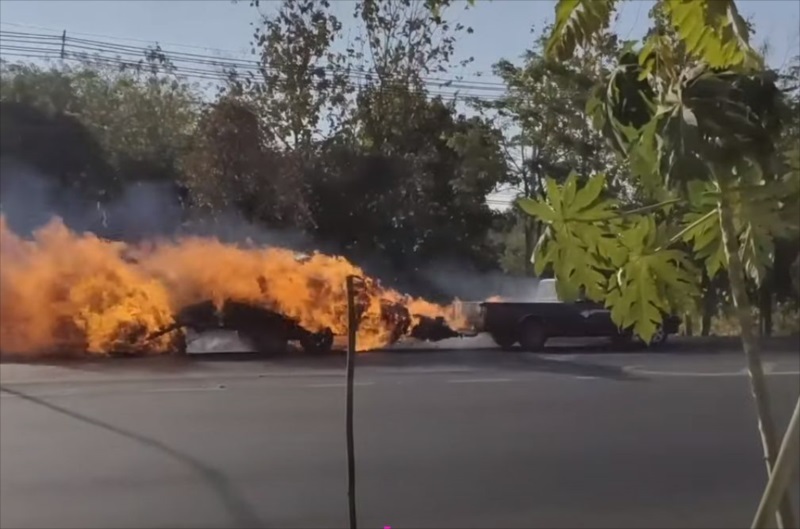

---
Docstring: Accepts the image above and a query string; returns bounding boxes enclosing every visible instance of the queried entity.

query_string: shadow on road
[350,350,648,381]
[0,385,267,529]
[504,354,647,381]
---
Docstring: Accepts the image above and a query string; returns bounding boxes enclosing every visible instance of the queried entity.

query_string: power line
[0,33,519,107]
[0,20,503,85]
[0,27,509,93]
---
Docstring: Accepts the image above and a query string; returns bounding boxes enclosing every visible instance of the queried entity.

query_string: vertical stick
[718,194,796,529]
[345,275,359,529]
[60,30,66,59]
[752,397,800,529]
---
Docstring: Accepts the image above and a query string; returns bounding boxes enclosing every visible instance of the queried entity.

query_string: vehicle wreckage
[146,297,466,355]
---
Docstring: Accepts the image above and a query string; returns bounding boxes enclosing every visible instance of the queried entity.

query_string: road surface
[2,344,799,529]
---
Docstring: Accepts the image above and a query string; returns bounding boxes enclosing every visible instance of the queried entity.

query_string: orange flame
[0,216,466,357]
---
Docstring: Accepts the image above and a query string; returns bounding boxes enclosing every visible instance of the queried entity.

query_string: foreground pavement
[1,344,799,529]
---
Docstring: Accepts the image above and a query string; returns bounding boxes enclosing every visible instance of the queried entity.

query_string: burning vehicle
[0,216,471,359]
[146,299,336,355]
[146,295,467,356]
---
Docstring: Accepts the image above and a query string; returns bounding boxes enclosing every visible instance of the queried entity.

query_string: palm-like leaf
[546,0,620,62]
[663,0,761,70]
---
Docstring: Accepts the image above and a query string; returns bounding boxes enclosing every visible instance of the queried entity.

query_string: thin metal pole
[752,396,800,529]
[345,275,360,529]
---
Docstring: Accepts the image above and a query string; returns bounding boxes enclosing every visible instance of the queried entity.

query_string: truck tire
[646,326,668,348]
[611,330,634,348]
[490,332,517,350]
[248,333,289,355]
[519,318,547,352]
[300,329,334,355]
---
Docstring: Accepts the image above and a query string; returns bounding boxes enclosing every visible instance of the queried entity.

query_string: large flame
[0,216,465,357]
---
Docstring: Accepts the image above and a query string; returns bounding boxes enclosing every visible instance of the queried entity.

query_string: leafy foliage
[606,216,698,338]
[545,0,620,62]
[662,0,761,70]
[519,173,699,341]
[547,0,761,70]
[537,0,799,351]
[480,26,630,275]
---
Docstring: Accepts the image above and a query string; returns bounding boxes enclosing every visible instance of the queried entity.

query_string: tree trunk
[701,274,714,336]
[759,282,773,338]
[718,196,797,529]
[524,216,536,277]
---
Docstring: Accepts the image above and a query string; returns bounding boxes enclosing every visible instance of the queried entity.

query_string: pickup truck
[477,279,681,351]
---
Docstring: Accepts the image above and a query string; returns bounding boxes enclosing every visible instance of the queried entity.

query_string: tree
[478,25,628,276]
[522,1,799,527]
[0,61,199,207]
[246,0,352,151]
[180,95,311,229]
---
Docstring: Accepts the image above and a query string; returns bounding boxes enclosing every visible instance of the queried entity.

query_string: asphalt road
[1,345,799,529]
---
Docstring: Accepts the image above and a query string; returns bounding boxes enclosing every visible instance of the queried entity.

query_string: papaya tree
[517,1,799,527]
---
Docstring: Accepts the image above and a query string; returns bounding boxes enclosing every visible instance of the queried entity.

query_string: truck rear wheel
[490,332,517,350]
[645,326,668,348]
[248,333,289,355]
[519,319,547,352]
[300,329,334,355]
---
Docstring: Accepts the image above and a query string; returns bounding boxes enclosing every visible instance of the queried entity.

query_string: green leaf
[735,181,798,285]
[523,174,622,298]
[545,0,619,62]
[517,197,558,223]
[568,172,607,213]
[663,0,763,70]
[608,217,699,342]
[627,116,663,192]
[680,176,799,285]
[681,208,725,277]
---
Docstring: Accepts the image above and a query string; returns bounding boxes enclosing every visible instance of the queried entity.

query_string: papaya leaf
[663,0,762,70]
[681,208,725,277]
[735,182,798,285]
[524,173,621,301]
[681,176,798,285]
[545,0,620,62]
[608,216,699,342]
[517,197,558,223]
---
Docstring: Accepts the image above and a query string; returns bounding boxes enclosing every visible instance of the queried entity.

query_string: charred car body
[147,296,466,356]
[149,299,336,355]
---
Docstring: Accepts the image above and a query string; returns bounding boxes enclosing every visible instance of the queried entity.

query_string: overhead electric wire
[0,28,509,95]
[1,20,506,86]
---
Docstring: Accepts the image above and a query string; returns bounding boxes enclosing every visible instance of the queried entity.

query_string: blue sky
[1,0,798,85]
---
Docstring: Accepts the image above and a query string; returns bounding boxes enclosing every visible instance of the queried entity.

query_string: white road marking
[625,366,800,378]
[0,385,226,399]
[375,367,476,375]
[538,355,578,361]
[448,378,514,384]
[142,386,226,394]
[305,381,376,388]
[1,388,88,399]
